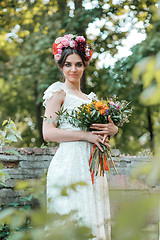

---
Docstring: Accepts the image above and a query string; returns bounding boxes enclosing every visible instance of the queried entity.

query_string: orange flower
[99,108,106,115]
[95,101,103,109]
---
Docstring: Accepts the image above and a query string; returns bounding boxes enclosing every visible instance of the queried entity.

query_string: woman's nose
[71,65,77,71]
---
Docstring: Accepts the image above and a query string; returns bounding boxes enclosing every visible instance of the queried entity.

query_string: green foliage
[133,52,160,105]
[0,163,10,187]
[111,7,160,239]
[0,119,22,148]
[0,177,92,240]
[112,193,159,240]
[88,4,160,154]
[0,224,11,239]
[0,119,22,188]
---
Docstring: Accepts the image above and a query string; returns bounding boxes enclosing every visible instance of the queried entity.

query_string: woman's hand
[83,131,111,152]
[90,115,118,142]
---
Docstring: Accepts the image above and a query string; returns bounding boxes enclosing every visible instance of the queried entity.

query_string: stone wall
[0,147,55,205]
[0,147,157,213]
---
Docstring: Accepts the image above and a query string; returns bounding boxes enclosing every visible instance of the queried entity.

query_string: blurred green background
[0,0,160,154]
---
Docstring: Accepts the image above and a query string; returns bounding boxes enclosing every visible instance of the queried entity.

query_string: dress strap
[43,81,66,107]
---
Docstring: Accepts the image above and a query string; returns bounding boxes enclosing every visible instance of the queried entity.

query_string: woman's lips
[70,74,78,77]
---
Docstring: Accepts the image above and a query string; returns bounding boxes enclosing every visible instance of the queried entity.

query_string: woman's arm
[42,91,110,151]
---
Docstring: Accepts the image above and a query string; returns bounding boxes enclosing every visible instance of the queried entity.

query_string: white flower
[55,37,63,44]
[70,40,76,48]
[57,49,63,54]
[85,49,90,56]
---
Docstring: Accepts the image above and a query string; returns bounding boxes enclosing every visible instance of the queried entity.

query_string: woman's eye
[77,63,83,67]
[65,63,71,67]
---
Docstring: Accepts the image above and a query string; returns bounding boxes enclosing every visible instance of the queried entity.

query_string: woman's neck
[64,81,81,92]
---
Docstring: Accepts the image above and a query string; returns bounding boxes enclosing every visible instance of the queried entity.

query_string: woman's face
[62,53,85,84]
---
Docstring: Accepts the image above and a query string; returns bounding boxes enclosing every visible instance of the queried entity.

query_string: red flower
[53,43,58,55]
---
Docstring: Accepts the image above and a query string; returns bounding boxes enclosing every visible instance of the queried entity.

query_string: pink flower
[63,34,73,40]
[61,39,70,47]
[55,37,62,44]
[54,54,61,61]
[109,101,115,105]
[76,36,85,42]
[70,40,76,48]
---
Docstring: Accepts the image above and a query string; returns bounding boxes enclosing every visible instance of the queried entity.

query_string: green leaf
[2,120,8,126]
[20,194,32,202]
[0,163,3,169]
[6,134,17,142]
[15,133,22,141]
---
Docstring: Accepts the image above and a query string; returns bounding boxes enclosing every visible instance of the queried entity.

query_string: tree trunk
[57,0,67,15]
[147,107,154,150]
[34,80,44,146]
[36,102,44,145]
[75,0,82,10]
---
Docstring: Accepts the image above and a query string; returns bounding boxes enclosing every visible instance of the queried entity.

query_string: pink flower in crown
[76,36,85,42]
[54,54,61,61]
[63,34,73,40]
[55,37,63,44]
[70,40,77,48]
[61,39,70,47]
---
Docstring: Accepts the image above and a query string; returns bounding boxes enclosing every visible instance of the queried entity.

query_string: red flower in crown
[53,43,58,55]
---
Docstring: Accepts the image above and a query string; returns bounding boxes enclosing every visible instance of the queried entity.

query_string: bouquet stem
[89,144,120,184]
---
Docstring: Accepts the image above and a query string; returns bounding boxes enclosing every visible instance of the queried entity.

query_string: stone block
[19,148,34,155]
[0,154,20,162]
[19,161,50,169]
[5,168,46,179]
[4,179,17,188]
[0,197,20,205]
[0,188,20,198]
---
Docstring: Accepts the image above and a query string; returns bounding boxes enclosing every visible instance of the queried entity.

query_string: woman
[43,34,118,240]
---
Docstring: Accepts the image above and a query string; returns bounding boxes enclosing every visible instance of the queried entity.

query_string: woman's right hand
[83,131,111,152]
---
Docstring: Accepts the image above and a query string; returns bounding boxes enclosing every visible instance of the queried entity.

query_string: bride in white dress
[42,34,118,240]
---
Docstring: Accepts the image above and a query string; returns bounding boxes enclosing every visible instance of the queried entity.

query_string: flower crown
[53,34,92,62]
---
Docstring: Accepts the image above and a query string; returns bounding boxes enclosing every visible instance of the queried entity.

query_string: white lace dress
[43,81,111,240]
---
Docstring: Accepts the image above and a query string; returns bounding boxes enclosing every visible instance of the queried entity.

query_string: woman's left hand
[90,115,118,142]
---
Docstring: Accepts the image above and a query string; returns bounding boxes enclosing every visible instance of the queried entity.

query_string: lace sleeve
[43,81,65,107]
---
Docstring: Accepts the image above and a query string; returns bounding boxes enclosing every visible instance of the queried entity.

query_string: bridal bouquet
[56,96,132,183]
